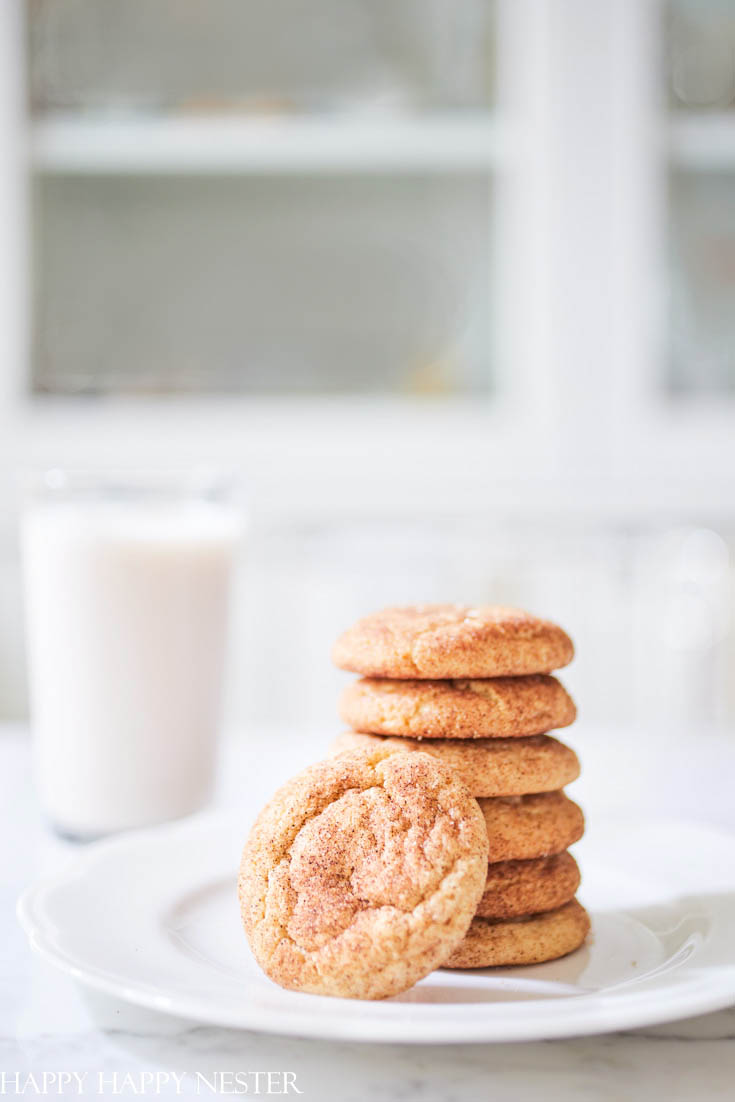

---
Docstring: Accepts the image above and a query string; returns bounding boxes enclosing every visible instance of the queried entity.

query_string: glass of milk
[22,469,244,839]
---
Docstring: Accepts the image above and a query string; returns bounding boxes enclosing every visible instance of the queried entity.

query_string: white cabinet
[2,0,560,514]
[1,0,732,516]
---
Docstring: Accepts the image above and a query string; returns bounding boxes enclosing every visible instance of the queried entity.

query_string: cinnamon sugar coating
[477,852,580,919]
[444,899,590,969]
[333,605,574,679]
[330,731,580,800]
[239,747,489,1000]
[339,674,576,739]
[477,791,584,860]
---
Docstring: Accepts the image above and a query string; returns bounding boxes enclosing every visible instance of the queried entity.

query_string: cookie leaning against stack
[331,604,589,968]
[238,746,489,999]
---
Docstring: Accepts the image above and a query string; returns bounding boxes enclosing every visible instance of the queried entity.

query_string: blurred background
[0,0,734,750]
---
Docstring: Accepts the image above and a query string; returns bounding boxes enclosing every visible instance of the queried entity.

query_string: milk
[22,499,241,837]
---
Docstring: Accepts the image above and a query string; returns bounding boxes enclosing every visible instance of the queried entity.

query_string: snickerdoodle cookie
[239,747,489,1000]
[333,604,574,679]
[477,792,584,861]
[330,731,580,799]
[444,899,590,969]
[339,675,576,739]
[476,852,580,919]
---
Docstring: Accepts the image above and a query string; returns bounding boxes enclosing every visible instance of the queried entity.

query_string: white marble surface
[3,725,735,1101]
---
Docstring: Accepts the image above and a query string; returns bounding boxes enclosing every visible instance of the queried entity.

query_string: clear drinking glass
[21,469,244,839]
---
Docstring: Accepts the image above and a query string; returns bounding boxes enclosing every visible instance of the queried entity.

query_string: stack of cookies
[330,604,589,969]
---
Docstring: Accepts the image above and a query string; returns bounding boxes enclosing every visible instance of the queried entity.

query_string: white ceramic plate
[17,812,735,1043]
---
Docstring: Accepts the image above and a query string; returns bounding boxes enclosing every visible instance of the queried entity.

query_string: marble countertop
[3,726,735,1101]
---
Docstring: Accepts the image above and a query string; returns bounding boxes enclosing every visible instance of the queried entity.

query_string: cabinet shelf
[668,115,735,169]
[29,114,513,175]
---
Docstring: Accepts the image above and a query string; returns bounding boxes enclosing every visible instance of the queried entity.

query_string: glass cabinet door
[27,0,497,399]
[666,0,735,397]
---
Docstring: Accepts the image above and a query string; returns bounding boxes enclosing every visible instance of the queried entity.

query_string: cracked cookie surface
[238,747,489,1000]
[330,731,580,800]
[332,604,574,679]
[339,674,576,739]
